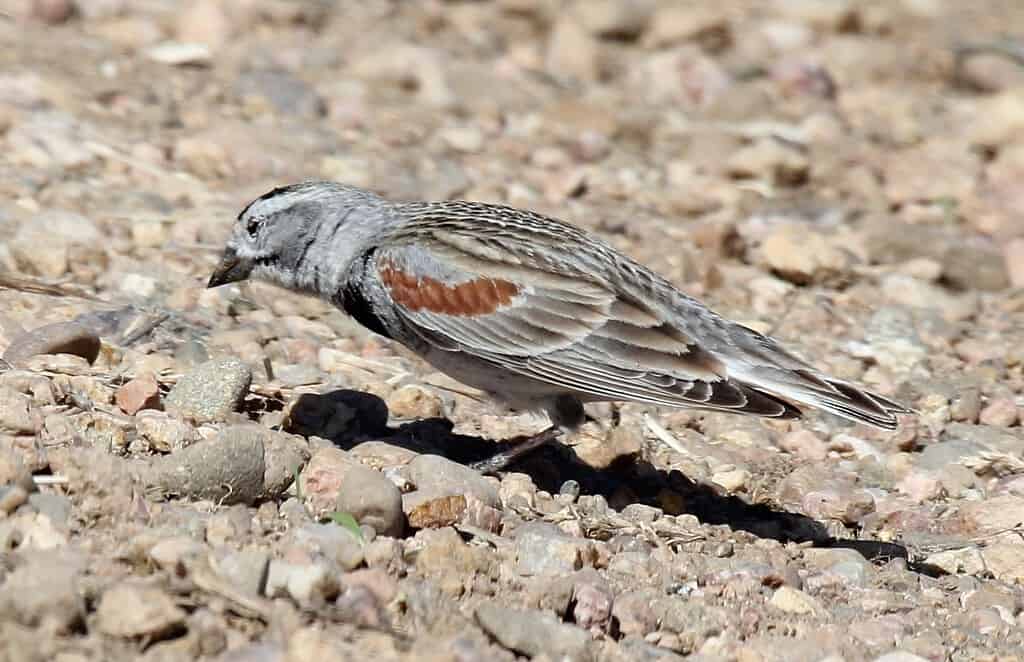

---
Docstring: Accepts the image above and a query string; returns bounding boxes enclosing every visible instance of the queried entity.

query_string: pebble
[873,653,931,662]
[135,411,197,452]
[292,522,366,571]
[801,486,875,525]
[165,358,252,423]
[149,537,207,571]
[96,582,186,639]
[572,573,614,632]
[385,384,444,420]
[0,552,84,633]
[2,321,101,366]
[333,463,405,537]
[760,224,850,285]
[405,454,500,508]
[769,586,823,615]
[545,17,601,84]
[0,386,42,435]
[115,372,161,415]
[27,492,71,526]
[147,425,266,505]
[572,0,651,40]
[215,547,271,597]
[144,41,212,67]
[979,397,1019,427]
[515,522,599,576]
[264,560,339,604]
[475,602,594,660]
[32,0,76,24]
[404,493,466,530]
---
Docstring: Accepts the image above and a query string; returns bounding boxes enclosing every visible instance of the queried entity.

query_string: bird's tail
[721,324,912,430]
[732,366,910,430]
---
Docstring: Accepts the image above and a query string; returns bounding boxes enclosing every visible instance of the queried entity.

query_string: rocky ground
[1,0,1024,660]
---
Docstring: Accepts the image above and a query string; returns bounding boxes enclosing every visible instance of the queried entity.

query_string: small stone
[950,387,982,423]
[32,0,76,24]
[206,506,252,546]
[176,0,231,49]
[572,0,651,40]
[147,425,266,505]
[979,398,1019,427]
[215,547,270,597]
[729,140,810,187]
[404,493,466,529]
[802,487,875,525]
[0,552,84,633]
[115,373,161,415]
[96,582,186,639]
[2,321,101,366]
[145,41,212,67]
[406,455,499,508]
[28,493,71,525]
[475,602,594,660]
[135,412,197,452]
[340,567,397,605]
[149,537,207,571]
[300,447,357,516]
[546,18,601,83]
[0,485,29,514]
[260,430,310,501]
[924,547,986,576]
[980,543,1024,583]
[612,590,660,637]
[515,522,599,576]
[0,386,41,435]
[165,358,252,423]
[943,242,1011,292]
[572,575,613,632]
[960,495,1024,534]
[386,385,443,420]
[711,467,750,493]
[572,424,642,469]
[873,653,932,662]
[760,224,850,285]
[644,5,730,50]
[1005,238,1024,288]
[769,586,822,615]
[778,429,828,461]
[292,523,365,571]
[334,463,404,537]
[438,126,484,154]
[264,560,340,604]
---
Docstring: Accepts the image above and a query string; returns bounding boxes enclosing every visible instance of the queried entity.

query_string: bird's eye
[246,217,261,237]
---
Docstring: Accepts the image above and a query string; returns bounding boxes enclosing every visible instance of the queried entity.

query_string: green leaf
[328,511,364,541]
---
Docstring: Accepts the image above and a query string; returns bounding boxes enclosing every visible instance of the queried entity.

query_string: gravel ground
[2,1,1024,661]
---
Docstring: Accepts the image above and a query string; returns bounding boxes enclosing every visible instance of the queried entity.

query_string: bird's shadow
[288,389,909,565]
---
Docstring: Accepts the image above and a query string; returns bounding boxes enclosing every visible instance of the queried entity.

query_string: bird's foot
[469,426,560,474]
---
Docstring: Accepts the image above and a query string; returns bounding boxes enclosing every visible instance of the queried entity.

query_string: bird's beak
[207,247,254,288]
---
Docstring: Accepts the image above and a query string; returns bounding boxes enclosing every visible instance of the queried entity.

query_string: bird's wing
[370,229,798,419]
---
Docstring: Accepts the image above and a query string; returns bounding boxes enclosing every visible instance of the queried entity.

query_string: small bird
[209,181,908,469]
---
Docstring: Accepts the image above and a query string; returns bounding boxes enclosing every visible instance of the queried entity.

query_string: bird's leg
[469,426,560,474]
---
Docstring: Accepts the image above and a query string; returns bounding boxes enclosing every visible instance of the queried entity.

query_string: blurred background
[2,2,1024,660]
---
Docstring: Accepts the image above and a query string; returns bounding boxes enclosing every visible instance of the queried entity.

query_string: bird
[208,181,909,470]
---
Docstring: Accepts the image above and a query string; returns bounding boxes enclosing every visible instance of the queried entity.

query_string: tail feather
[733,367,910,430]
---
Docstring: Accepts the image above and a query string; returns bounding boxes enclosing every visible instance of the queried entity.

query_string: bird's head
[207,181,386,293]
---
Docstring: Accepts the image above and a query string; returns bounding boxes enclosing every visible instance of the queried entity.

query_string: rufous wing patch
[379,261,520,316]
